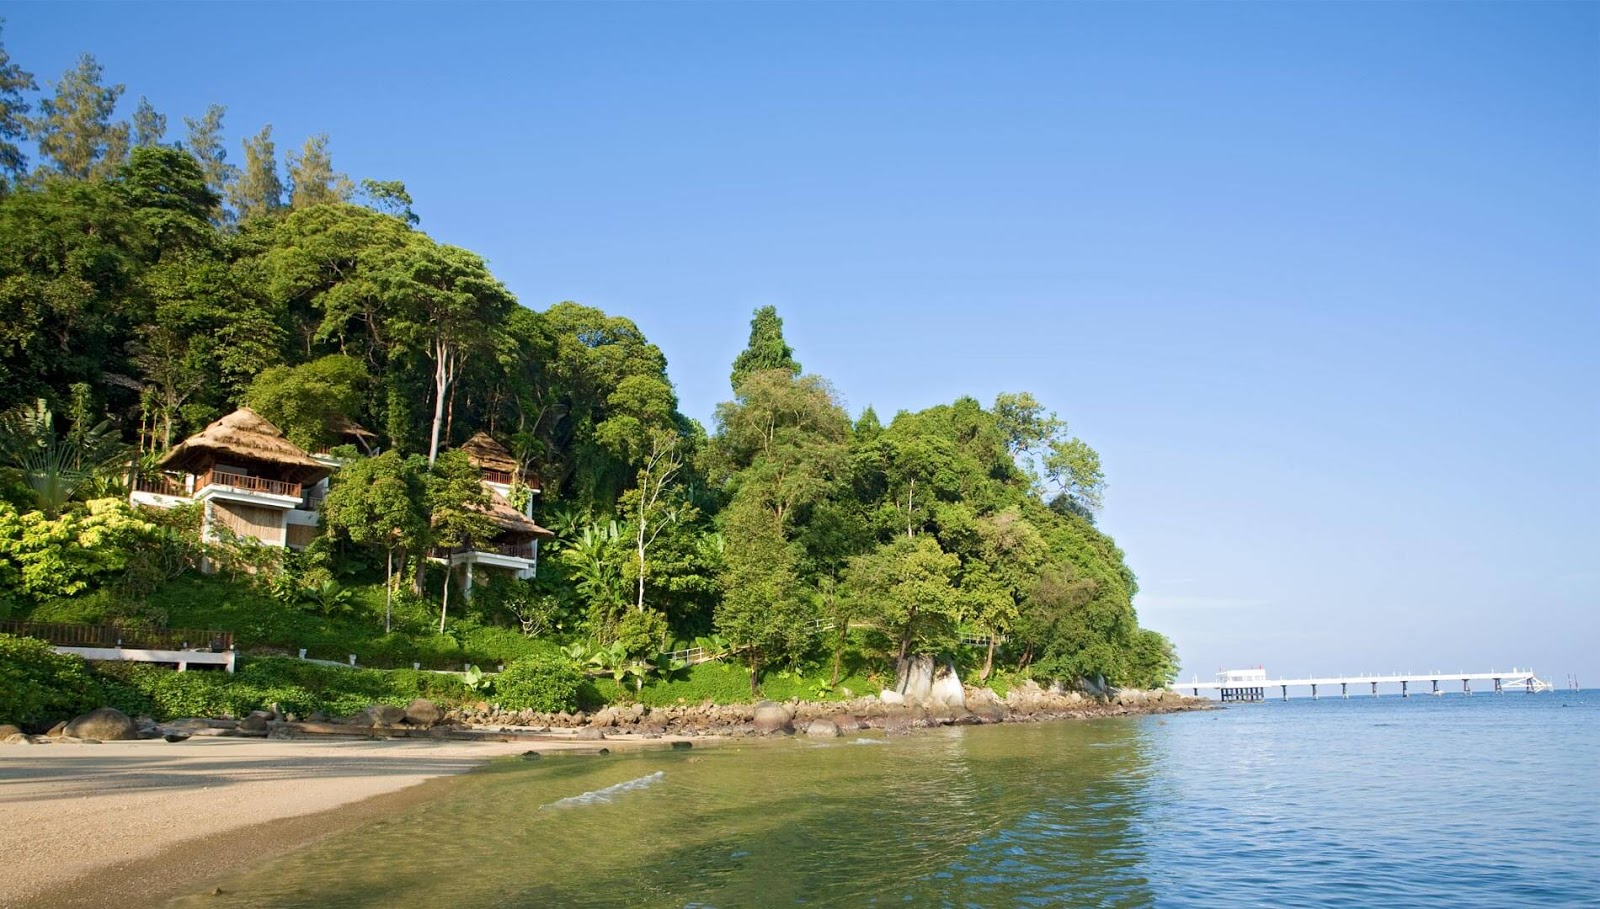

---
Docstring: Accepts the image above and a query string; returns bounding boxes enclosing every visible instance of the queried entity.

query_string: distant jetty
[1181,667,1556,701]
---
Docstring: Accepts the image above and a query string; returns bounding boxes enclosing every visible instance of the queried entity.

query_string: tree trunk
[897,606,918,664]
[428,339,455,465]
[439,563,451,634]
[981,633,996,682]
[831,622,848,686]
[384,548,394,634]
[749,653,761,699]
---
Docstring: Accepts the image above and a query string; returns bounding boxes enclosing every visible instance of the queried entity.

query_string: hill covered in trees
[0,28,1176,696]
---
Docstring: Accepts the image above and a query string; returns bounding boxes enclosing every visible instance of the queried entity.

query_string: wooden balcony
[196,468,301,500]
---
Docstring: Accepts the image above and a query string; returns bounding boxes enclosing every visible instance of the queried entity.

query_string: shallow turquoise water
[170,691,1600,908]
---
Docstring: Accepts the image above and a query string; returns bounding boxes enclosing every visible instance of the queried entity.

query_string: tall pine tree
[231,124,284,219]
[182,104,237,209]
[31,53,129,180]
[131,96,166,147]
[730,305,800,391]
[0,20,38,182]
[287,133,349,209]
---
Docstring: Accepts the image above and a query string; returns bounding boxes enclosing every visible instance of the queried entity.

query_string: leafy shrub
[87,658,476,721]
[0,634,104,728]
[493,653,584,712]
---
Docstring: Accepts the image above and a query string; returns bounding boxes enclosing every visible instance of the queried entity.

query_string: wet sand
[0,735,687,908]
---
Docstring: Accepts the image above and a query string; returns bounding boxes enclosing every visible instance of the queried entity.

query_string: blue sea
[170,690,1600,908]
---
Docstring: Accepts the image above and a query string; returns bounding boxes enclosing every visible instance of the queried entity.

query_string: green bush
[87,657,476,721]
[493,653,584,712]
[0,634,104,728]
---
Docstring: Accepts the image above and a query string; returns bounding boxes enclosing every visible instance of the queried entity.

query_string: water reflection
[166,720,1158,909]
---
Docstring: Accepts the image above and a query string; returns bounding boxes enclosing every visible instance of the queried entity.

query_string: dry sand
[0,734,671,908]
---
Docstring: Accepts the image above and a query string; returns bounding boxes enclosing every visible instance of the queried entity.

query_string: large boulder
[752,701,793,735]
[803,719,841,738]
[404,699,443,728]
[589,707,617,729]
[63,708,139,742]
[878,689,906,706]
[928,662,966,710]
[894,655,936,705]
[574,726,605,741]
[0,724,20,739]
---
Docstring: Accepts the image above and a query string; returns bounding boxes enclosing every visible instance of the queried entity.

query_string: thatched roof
[479,490,555,540]
[460,432,519,475]
[159,408,331,485]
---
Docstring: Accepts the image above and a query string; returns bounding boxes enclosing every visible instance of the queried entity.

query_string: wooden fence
[0,620,233,652]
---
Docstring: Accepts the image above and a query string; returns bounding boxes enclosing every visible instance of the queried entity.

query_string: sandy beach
[0,735,679,908]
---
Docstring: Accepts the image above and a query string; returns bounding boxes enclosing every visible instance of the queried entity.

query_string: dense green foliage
[0,32,1178,709]
[492,653,585,713]
[0,633,103,728]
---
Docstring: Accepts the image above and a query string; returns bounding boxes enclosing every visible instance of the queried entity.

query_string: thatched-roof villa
[441,432,554,594]
[132,407,329,552]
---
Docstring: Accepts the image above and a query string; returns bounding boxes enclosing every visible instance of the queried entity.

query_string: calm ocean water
[171,690,1599,908]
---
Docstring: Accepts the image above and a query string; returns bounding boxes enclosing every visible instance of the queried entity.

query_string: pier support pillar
[1341,682,1348,699]
[1432,679,1439,695]
[1281,684,1288,701]
[1463,679,1471,695]
[1494,678,1501,694]
[1402,680,1408,698]
[1312,684,1318,700]
[1372,681,1379,697]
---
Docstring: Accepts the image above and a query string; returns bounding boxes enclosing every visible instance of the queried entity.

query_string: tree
[119,146,220,250]
[246,355,370,452]
[424,450,495,633]
[231,124,283,219]
[286,133,350,209]
[715,495,815,696]
[182,104,237,210]
[730,305,799,390]
[131,97,165,148]
[359,178,418,226]
[370,240,515,465]
[0,21,37,182]
[622,429,686,613]
[966,507,1045,679]
[0,399,129,517]
[320,451,428,632]
[712,370,850,526]
[31,53,128,180]
[843,534,961,667]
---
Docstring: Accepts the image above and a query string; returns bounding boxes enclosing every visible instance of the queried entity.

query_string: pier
[1180,668,1555,700]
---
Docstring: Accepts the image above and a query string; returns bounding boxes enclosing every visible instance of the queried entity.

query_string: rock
[752,701,793,735]
[403,699,443,727]
[63,708,139,742]
[239,711,271,732]
[804,719,841,738]
[928,662,966,710]
[574,726,605,741]
[627,703,646,720]
[47,721,66,737]
[0,724,19,739]
[589,707,617,728]
[895,655,936,704]
[4,733,33,745]
[368,704,406,726]
[969,701,1006,724]
[163,733,191,743]
[878,689,906,706]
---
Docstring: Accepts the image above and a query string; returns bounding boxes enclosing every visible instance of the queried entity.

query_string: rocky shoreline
[2,681,1210,749]
[449,681,1211,741]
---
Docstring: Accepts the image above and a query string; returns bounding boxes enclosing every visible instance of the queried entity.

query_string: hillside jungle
[0,32,1177,724]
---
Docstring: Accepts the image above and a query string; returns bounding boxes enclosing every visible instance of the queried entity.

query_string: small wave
[543,771,665,809]
[850,737,888,745]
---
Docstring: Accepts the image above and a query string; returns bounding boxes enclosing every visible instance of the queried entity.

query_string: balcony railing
[133,474,189,497]
[480,468,516,485]
[0,620,233,652]
[196,468,301,499]
[433,542,535,561]
[300,490,326,511]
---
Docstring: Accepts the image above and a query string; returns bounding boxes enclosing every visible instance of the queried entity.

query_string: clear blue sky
[8,2,1597,685]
